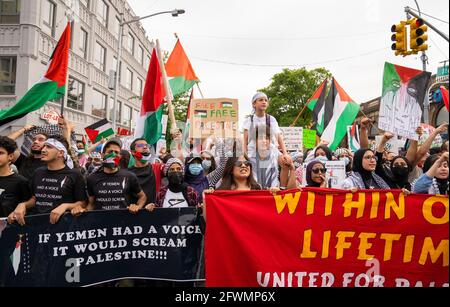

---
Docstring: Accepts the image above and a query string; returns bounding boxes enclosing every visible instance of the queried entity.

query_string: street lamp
[111,9,185,132]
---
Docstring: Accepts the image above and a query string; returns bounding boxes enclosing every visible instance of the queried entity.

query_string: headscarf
[252,92,268,103]
[305,160,326,187]
[185,158,209,202]
[163,158,187,193]
[44,138,74,169]
[390,156,412,189]
[352,148,388,189]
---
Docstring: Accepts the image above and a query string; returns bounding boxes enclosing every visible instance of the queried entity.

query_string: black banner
[0,208,204,287]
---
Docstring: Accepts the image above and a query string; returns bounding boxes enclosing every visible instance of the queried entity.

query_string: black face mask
[392,166,409,178]
[31,149,42,155]
[168,172,184,185]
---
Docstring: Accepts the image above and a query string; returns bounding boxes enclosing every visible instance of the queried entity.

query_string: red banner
[205,188,449,287]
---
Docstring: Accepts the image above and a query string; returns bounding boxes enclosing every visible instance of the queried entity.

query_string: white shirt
[162,190,189,208]
[242,114,281,158]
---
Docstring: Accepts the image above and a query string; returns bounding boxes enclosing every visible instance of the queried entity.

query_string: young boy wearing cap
[243,92,290,164]
[8,136,87,225]
[73,138,146,214]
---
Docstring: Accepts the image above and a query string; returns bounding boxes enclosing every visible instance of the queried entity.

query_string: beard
[31,149,42,155]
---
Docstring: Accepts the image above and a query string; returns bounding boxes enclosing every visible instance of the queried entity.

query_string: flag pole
[156,39,177,134]
[61,21,71,116]
[290,103,308,127]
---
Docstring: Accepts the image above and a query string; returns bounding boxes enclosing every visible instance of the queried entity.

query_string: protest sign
[280,127,303,151]
[303,129,316,149]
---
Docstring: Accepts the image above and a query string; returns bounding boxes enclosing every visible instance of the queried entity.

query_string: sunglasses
[234,161,251,168]
[135,143,149,148]
[312,168,327,174]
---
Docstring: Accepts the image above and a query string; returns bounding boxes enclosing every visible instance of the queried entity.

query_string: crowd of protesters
[0,92,448,286]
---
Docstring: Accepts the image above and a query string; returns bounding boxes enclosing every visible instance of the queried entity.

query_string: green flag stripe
[328,102,360,150]
[169,77,198,96]
[142,105,164,145]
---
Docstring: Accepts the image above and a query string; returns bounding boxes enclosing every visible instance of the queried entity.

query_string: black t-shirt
[87,169,142,210]
[128,165,156,204]
[0,173,32,217]
[15,153,46,181]
[31,166,88,214]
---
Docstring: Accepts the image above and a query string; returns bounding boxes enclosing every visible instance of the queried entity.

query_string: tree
[260,67,331,127]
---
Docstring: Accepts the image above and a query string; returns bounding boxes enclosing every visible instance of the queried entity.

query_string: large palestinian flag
[378,62,431,139]
[0,23,71,127]
[306,79,328,135]
[320,79,360,150]
[134,48,166,145]
[165,39,199,96]
[84,118,114,143]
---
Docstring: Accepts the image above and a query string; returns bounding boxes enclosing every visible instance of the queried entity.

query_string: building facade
[0,0,154,138]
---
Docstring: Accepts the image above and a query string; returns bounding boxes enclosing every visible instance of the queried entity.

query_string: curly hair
[0,136,18,155]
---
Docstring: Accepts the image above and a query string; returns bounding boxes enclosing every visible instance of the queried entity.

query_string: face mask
[133,151,151,164]
[340,157,350,166]
[103,152,121,169]
[77,149,85,155]
[392,165,409,177]
[202,160,212,171]
[316,155,328,162]
[168,172,184,185]
[189,164,203,175]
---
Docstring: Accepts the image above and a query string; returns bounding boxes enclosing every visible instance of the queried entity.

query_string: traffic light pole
[405,7,449,42]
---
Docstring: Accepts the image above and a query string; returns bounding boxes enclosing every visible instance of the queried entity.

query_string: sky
[128,0,449,127]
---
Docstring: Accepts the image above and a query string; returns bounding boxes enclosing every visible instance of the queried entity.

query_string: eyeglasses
[234,161,251,168]
[363,156,378,161]
[312,168,327,174]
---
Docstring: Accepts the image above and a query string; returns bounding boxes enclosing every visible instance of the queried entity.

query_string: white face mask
[340,157,350,166]
[316,155,328,162]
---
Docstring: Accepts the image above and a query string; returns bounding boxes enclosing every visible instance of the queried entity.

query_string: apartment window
[137,78,143,96]
[79,0,89,9]
[42,0,56,37]
[96,0,108,27]
[144,55,150,68]
[92,89,107,118]
[127,32,134,55]
[0,56,16,94]
[94,42,106,71]
[79,28,88,59]
[113,16,120,38]
[109,97,121,122]
[123,104,132,126]
[67,77,84,111]
[0,0,20,24]
[126,68,133,91]
[137,45,144,65]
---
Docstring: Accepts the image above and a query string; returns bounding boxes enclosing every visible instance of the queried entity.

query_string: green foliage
[260,67,331,127]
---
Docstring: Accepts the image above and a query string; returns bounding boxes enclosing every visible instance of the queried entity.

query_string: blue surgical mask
[202,160,212,171]
[316,155,328,162]
[189,164,203,175]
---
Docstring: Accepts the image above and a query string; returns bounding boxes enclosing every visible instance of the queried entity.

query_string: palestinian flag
[85,118,114,143]
[0,23,71,127]
[165,39,199,96]
[320,79,360,151]
[221,101,233,108]
[306,79,328,135]
[194,110,207,118]
[378,62,431,139]
[347,123,360,152]
[441,86,449,111]
[134,48,166,145]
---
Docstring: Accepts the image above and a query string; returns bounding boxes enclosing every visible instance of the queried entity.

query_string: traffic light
[409,18,428,53]
[391,22,407,56]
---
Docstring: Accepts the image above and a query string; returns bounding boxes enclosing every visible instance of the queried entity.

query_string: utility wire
[191,47,388,68]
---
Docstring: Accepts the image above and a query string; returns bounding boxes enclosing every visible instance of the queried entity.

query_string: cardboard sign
[303,129,317,149]
[419,123,443,148]
[375,135,401,155]
[41,110,60,125]
[190,98,239,139]
[301,160,346,188]
[280,127,303,151]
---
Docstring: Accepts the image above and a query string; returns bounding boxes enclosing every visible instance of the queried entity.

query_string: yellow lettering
[403,235,415,263]
[335,231,355,259]
[419,237,448,267]
[422,196,449,225]
[357,232,377,260]
[380,233,401,261]
[343,193,365,218]
[274,192,301,214]
[325,194,333,216]
[300,229,317,258]
[385,192,405,220]
[322,230,331,259]
[307,192,315,215]
[370,192,380,219]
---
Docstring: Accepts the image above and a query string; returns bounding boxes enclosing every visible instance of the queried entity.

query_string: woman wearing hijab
[145,158,199,209]
[305,160,328,188]
[342,149,390,190]
[412,152,449,195]
[376,155,412,190]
